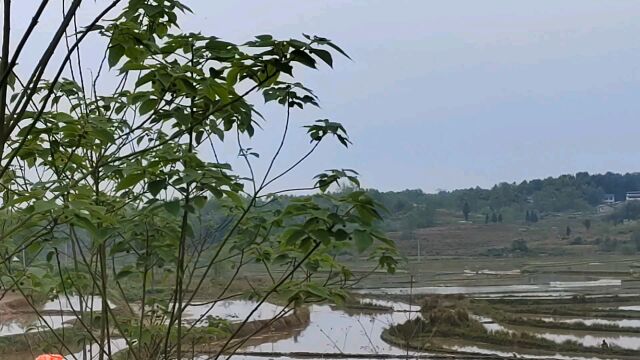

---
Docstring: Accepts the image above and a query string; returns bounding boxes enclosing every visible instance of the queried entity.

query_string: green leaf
[147,179,166,197]
[283,228,306,246]
[122,61,149,71]
[116,266,136,281]
[305,283,330,299]
[310,48,333,68]
[193,195,207,209]
[33,200,58,213]
[353,230,373,253]
[139,98,158,115]
[96,227,115,242]
[116,172,145,191]
[272,254,290,265]
[6,71,15,90]
[73,214,98,236]
[92,127,115,144]
[156,23,168,37]
[108,44,125,68]
[290,49,316,69]
[164,200,181,216]
[224,190,244,206]
[326,41,351,60]
[226,67,240,86]
[310,229,331,245]
[334,229,349,241]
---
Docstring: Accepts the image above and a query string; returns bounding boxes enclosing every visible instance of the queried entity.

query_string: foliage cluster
[366,172,640,231]
[0,1,397,359]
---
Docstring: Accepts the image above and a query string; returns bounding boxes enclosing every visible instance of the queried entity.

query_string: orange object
[35,355,64,360]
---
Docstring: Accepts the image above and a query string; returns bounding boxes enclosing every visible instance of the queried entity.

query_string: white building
[603,194,615,204]
[626,191,640,201]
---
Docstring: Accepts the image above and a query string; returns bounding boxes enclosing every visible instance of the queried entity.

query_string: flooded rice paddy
[2,277,640,359]
[244,303,419,355]
[535,317,640,329]
[445,344,615,360]
[356,279,622,296]
[0,313,76,336]
[182,300,285,326]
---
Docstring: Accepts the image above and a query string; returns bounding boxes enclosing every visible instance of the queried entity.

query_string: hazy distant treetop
[360,172,640,231]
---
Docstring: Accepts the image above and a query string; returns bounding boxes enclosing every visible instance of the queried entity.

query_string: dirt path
[0,292,34,320]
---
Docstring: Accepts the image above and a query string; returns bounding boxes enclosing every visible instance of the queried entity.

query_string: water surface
[244,302,418,355]
[536,316,640,329]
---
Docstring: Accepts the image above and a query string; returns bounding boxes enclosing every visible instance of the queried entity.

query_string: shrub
[483,247,508,257]
[599,237,618,252]
[389,318,428,339]
[620,243,637,255]
[511,239,528,253]
[632,231,640,251]
[569,236,585,245]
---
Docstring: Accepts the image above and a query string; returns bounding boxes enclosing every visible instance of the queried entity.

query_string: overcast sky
[11,1,640,192]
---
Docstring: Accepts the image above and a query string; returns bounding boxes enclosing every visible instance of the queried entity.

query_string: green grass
[381,294,640,358]
[498,315,640,333]
[383,315,639,358]
[0,327,87,355]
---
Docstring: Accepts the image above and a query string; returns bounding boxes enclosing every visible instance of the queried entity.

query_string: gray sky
[11,1,640,192]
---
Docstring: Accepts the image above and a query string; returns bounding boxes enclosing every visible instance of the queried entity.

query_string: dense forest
[200,172,640,233]
[366,172,640,231]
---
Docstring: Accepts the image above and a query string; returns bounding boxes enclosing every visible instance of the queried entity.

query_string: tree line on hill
[365,172,640,231]
[198,172,640,233]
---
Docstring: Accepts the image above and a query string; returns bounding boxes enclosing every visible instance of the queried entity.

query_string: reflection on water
[0,295,112,337]
[243,302,418,355]
[619,305,640,311]
[357,299,418,312]
[43,295,114,312]
[357,279,622,296]
[2,299,417,358]
[447,345,613,360]
[182,300,284,326]
[5,294,640,360]
[537,316,640,329]
[471,315,510,333]
[549,279,621,288]
[475,291,575,299]
[510,325,640,350]
[0,314,75,336]
[464,269,521,276]
[357,284,543,295]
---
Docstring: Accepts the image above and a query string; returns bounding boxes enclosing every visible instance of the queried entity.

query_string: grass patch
[0,327,88,355]
[384,316,639,357]
[332,299,393,314]
[499,315,640,333]
[383,294,640,358]
[478,294,640,306]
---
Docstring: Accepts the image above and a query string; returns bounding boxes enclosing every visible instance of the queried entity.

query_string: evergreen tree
[566,225,572,237]
[491,213,498,223]
[462,201,471,222]
[582,219,591,231]
[498,213,503,222]
[531,211,538,223]
[525,210,531,223]
[485,213,489,224]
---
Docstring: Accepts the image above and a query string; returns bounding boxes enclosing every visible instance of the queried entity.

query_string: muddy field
[2,249,640,360]
[2,270,640,360]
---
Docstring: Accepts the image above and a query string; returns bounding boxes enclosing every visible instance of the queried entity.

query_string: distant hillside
[367,172,640,231]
